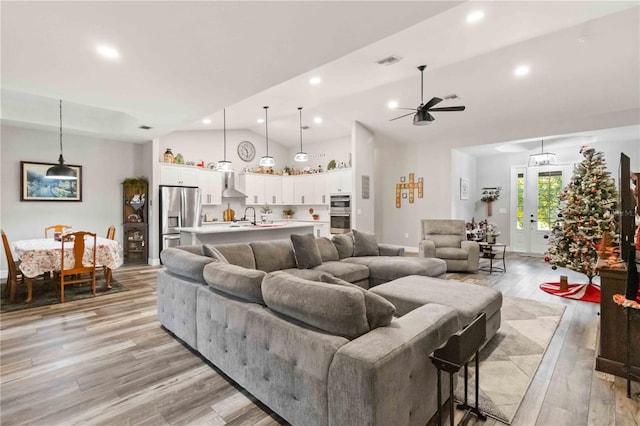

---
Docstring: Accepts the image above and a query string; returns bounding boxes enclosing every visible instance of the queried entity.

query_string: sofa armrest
[418,239,436,258]
[160,247,213,282]
[378,244,405,257]
[461,241,480,271]
[327,303,459,426]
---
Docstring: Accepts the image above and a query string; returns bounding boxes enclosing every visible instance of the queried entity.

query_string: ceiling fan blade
[389,112,415,121]
[395,107,419,111]
[428,106,466,112]
[422,97,443,110]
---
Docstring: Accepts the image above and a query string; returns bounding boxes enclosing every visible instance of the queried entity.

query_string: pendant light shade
[294,107,308,162]
[216,108,234,172]
[528,140,557,166]
[259,106,275,167]
[46,100,77,180]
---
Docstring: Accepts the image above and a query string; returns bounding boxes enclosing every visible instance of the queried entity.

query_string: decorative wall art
[396,173,424,208]
[460,178,470,200]
[20,161,82,202]
[480,187,501,216]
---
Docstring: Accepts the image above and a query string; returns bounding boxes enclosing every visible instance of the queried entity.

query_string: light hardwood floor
[1,255,638,425]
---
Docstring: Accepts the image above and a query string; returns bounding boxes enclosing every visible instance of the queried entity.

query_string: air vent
[376,55,402,66]
[301,125,310,130]
[138,125,152,130]
[444,94,459,100]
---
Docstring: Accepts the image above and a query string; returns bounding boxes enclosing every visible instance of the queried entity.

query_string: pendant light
[46,100,77,180]
[259,106,275,167]
[294,107,308,162]
[528,140,557,166]
[216,108,233,172]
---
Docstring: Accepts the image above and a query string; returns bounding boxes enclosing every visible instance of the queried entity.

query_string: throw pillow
[262,271,369,339]
[202,245,230,263]
[316,237,339,262]
[353,229,379,256]
[319,274,395,329]
[331,232,354,259]
[290,233,323,269]
[203,262,266,305]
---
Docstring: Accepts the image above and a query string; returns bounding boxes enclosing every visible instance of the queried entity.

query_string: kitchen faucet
[243,206,256,225]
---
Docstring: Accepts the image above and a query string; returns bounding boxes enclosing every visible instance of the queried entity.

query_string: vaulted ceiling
[2,1,639,149]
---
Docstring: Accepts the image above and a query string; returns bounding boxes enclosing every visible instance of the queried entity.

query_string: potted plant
[282,208,295,219]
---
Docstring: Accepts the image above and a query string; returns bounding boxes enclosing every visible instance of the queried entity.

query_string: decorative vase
[163,148,174,163]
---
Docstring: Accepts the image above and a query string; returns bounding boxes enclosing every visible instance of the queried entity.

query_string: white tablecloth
[13,237,123,278]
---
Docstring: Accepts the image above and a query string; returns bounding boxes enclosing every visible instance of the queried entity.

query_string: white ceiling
[2,1,639,152]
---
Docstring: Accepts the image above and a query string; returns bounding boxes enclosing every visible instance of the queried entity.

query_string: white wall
[352,122,374,233]
[1,125,146,274]
[451,149,477,221]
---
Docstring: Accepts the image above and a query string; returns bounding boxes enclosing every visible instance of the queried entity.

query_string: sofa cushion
[202,245,230,263]
[316,237,339,262]
[435,247,469,260]
[250,240,297,272]
[291,233,323,269]
[161,247,214,282]
[312,261,370,283]
[428,235,463,248]
[319,274,395,329]
[331,232,354,259]
[203,262,266,305]
[262,271,370,339]
[353,229,379,256]
[213,243,256,269]
[282,268,332,282]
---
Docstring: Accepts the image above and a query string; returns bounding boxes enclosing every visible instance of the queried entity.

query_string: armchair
[419,219,479,272]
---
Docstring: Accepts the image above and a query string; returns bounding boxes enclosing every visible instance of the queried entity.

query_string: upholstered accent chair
[419,219,479,272]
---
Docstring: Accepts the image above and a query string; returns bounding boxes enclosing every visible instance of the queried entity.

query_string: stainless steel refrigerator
[159,185,201,255]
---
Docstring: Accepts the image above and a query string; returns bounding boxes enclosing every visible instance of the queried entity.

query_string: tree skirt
[539,282,601,303]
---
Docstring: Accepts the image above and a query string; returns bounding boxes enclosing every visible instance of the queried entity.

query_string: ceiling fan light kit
[46,100,78,180]
[294,107,308,162]
[259,106,276,168]
[216,108,234,172]
[390,65,466,126]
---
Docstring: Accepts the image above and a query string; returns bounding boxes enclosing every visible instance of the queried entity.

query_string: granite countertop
[177,222,315,234]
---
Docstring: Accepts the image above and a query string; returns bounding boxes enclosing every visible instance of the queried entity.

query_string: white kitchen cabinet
[239,173,265,205]
[326,169,352,194]
[294,175,314,204]
[282,177,295,205]
[264,175,283,205]
[198,169,222,205]
[313,174,327,204]
[160,164,199,186]
[314,222,330,238]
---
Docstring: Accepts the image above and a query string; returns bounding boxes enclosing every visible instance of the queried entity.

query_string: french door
[510,164,573,254]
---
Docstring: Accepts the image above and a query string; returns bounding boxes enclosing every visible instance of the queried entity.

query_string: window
[537,171,563,231]
[516,173,524,229]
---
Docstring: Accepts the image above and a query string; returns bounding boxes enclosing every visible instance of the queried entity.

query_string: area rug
[539,281,600,303]
[0,279,128,313]
[453,296,566,424]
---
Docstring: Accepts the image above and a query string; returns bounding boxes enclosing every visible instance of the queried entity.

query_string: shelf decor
[480,187,501,216]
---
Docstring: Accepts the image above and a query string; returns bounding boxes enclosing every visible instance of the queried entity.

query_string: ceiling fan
[390,65,466,126]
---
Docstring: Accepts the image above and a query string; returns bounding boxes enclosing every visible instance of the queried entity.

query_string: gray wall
[1,125,146,275]
[352,121,375,233]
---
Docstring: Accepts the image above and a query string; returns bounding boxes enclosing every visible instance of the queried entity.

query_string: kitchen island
[177,222,315,245]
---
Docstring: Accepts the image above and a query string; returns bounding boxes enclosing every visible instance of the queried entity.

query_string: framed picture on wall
[460,177,470,200]
[20,161,83,201]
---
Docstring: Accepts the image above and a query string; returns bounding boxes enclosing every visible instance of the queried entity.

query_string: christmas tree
[545,146,618,283]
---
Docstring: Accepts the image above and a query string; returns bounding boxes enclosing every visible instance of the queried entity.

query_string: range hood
[222,171,247,199]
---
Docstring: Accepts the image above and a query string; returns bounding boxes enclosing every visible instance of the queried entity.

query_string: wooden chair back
[1,230,24,301]
[106,225,116,240]
[60,231,97,303]
[45,224,72,238]
[103,225,116,285]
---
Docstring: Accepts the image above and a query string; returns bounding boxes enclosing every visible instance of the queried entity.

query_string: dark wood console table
[595,265,640,382]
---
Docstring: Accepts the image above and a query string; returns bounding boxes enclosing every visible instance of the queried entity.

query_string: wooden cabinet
[326,170,352,194]
[160,164,198,186]
[595,264,640,378]
[123,181,148,264]
[264,175,283,205]
[198,169,222,205]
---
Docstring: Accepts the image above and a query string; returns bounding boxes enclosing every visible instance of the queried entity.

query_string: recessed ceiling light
[313,116,323,124]
[387,100,399,109]
[257,118,264,124]
[202,118,211,124]
[309,76,322,85]
[466,10,484,24]
[514,64,530,77]
[96,45,119,59]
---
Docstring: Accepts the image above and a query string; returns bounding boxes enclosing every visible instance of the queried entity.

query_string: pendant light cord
[298,107,303,151]
[223,108,227,161]
[264,106,269,156]
[59,99,64,157]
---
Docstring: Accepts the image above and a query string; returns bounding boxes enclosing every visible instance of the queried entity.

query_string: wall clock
[237,141,256,162]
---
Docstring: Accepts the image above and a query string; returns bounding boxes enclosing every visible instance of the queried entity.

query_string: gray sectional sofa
[157,231,502,426]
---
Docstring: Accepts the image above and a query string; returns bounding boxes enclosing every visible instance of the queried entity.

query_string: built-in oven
[330,194,352,234]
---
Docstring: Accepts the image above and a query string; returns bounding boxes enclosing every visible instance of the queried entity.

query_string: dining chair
[103,225,116,285]
[60,231,97,303]
[1,230,30,301]
[45,224,72,238]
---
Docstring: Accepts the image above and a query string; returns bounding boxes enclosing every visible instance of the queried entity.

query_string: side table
[478,243,506,274]
[613,294,640,398]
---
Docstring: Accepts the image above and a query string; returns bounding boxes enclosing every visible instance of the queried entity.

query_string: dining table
[11,236,123,303]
